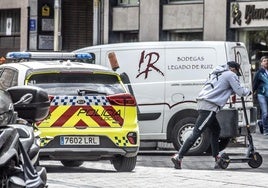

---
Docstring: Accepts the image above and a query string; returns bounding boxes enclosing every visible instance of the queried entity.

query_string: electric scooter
[217,97,263,169]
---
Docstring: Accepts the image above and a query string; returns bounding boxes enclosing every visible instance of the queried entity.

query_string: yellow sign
[42,4,50,17]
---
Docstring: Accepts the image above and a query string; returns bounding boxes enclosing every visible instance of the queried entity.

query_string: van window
[117,0,139,6]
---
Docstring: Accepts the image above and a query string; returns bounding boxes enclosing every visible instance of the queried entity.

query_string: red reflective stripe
[51,106,111,127]
[49,106,58,113]
[82,106,110,127]
[74,120,88,127]
[103,106,124,126]
[51,106,81,127]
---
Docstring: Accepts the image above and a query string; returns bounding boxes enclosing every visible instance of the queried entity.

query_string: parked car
[1,52,139,172]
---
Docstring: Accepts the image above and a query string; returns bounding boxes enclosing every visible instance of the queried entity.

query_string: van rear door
[104,48,166,139]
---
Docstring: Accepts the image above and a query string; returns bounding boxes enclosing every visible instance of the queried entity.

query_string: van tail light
[107,93,136,106]
[231,95,236,103]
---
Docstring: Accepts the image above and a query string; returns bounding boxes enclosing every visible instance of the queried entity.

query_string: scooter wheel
[248,152,263,168]
[218,153,230,169]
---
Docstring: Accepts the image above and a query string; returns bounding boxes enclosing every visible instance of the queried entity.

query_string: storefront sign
[230,2,268,28]
[38,35,53,50]
[42,4,50,17]
[29,19,36,31]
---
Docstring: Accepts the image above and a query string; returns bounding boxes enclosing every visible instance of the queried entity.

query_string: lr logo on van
[136,50,164,79]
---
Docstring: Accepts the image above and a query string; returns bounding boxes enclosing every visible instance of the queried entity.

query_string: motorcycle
[0,85,50,188]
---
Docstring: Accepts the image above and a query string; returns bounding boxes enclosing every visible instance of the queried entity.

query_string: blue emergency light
[6,52,31,59]
[6,52,92,61]
[75,53,92,59]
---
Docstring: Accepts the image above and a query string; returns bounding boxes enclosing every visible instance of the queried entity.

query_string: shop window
[240,30,268,71]
[167,31,203,41]
[118,0,139,6]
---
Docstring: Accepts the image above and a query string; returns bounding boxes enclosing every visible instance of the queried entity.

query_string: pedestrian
[171,61,251,169]
[253,56,268,135]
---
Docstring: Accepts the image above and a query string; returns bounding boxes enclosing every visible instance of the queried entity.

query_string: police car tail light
[127,132,137,145]
[48,95,54,102]
[107,93,136,106]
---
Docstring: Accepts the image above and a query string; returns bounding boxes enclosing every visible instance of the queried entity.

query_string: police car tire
[60,160,84,167]
[112,156,137,172]
[171,117,211,155]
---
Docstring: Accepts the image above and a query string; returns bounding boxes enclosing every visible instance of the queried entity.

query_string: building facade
[0,0,268,65]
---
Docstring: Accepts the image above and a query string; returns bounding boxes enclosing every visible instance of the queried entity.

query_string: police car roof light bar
[6,52,92,60]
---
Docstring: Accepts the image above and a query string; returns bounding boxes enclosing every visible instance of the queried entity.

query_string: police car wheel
[60,160,84,167]
[111,156,137,172]
[171,117,211,155]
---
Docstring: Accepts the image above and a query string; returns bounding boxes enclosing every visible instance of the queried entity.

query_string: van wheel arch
[171,117,211,155]
[167,109,198,141]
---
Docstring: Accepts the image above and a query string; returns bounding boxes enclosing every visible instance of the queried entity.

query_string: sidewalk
[171,132,268,188]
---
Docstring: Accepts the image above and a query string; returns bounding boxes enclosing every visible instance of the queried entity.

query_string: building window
[168,0,203,3]
[118,0,139,6]
[119,32,139,42]
[167,32,203,41]
[0,9,20,36]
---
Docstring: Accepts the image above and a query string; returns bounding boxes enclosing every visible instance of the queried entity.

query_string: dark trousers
[178,110,221,159]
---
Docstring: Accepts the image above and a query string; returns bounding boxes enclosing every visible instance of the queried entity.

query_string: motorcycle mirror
[14,93,33,106]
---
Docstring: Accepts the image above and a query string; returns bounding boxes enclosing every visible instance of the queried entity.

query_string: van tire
[171,117,211,155]
[111,156,137,172]
[61,160,84,167]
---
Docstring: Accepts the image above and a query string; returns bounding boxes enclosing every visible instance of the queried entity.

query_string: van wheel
[172,117,211,155]
[61,160,84,167]
[111,156,137,172]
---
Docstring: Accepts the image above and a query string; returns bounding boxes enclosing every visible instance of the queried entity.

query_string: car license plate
[60,136,100,145]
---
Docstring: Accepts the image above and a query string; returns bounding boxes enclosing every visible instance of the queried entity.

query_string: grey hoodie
[197,65,250,109]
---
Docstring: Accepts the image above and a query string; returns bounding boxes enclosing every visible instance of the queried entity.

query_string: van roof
[74,41,244,52]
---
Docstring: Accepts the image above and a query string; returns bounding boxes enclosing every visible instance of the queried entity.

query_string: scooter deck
[229,157,251,163]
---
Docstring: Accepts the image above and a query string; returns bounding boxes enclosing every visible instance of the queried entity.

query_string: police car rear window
[27,73,125,95]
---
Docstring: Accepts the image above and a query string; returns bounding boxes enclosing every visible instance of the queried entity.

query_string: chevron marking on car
[39,96,124,128]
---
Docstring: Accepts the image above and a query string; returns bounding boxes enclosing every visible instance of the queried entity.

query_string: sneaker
[171,155,182,169]
[214,156,221,169]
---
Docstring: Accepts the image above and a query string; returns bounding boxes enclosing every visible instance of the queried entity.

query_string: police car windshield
[27,73,125,95]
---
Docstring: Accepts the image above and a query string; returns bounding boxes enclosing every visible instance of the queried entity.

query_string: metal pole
[54,0,61,51]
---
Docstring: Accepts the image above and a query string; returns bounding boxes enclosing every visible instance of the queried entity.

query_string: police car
[1,52,139,172]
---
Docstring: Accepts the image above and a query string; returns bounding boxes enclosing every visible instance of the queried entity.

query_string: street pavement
[42,131,268,188]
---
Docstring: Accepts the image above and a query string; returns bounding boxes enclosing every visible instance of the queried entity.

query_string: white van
[74,41,257,155]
